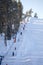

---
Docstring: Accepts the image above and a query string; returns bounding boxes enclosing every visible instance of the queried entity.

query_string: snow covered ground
[0,17,43,65]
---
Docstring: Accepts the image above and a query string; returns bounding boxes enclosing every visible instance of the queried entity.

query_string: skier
[0,56,4,65]
[23,27,25,30]
[12,52,14,56]
[14,36,16,43]
[20,32,22,35]
[15,47,16,50]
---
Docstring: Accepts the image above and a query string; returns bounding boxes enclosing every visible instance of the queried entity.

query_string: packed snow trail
[17,18,43,65]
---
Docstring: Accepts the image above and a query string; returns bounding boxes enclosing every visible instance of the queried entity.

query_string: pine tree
[0,0,12,33]
[0,0,22,34]
[7,25,11,40]
[11,0,19,34]
[18,0,23,21]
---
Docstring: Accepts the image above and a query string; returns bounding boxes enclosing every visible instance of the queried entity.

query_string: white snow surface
[0,17,43,65]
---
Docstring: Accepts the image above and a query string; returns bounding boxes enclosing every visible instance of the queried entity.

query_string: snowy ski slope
[1,17,43,65]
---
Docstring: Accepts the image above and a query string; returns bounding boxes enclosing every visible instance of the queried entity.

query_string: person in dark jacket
[12,52,14,56]
[0,56,4,65]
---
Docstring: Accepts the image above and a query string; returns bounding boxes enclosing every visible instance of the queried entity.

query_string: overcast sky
[20,0,43,18]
